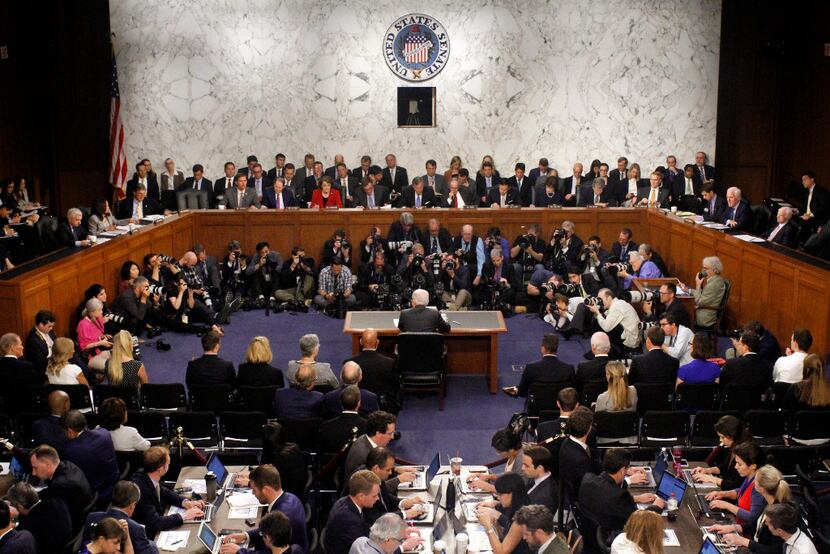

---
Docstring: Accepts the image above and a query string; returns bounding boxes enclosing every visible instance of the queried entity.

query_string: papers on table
[183,478,207,494]
[90,238,110,246]
[142,214,165,221]
[466,523,494,552]
[228,505,260,519]
[698,222,730,230]
[157,530,190,550]
[663,529,680,547]
[733,234,766,243]
[226,492,263,508]
[393,318,399,327]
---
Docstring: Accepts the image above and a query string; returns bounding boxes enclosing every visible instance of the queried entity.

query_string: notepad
[663,529,680,547]
[182,479,207,494]
[157,529,190,550]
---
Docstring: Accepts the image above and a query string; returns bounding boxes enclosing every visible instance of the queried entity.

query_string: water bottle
[671,447,682,478]
[205,471,217,503]
[667,492,678,521]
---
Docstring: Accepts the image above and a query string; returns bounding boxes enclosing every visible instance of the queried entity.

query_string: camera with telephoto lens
[432,282,446,310]
[106,312,125,325]
[325,291,347,319]
[638,321,660,331]
[556,283,582,297]
[486,235,498,249]
[539,282,556,294]
[517,234,533,249]
[157,254,177,265]
[603,261,632,275]
[623,288,658,303]
[584,296,602,307]
[412,273,427,289]
[376,283,390,307]
[482,277,511,313]
[147,284,164,296]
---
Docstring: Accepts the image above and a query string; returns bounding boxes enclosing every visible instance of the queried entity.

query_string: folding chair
[744,409,789,445]
[220,411,267,449]
[187,384,235,414]
[640,411,690,448]
[140,383,188,411]
[594,411,639,446]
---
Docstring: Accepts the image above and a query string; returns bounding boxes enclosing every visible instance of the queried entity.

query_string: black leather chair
[93,384,140,411]
[744,409,789,445]
[140,383,187,411]
[593,411,639,446]
[675,382,719,412]
[220,411,266,449]
[187,384,235,414]
[396,332,447,410]
[236,385,279,416]
[526,382,572,417]
[640,410,690,447]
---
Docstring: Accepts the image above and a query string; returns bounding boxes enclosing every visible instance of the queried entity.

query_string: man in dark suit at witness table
[397,289,451,333]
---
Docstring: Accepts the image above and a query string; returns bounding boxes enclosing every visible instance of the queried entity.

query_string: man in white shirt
[773,329,812,383]
[586,288,642,352]
[764,503,819,554]
[660,313,694,365]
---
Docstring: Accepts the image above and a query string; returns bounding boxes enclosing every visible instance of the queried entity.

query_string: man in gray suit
[422,159,448,198]
[221,174,261,209]
[397,289,451,333]
[343,411,414,487]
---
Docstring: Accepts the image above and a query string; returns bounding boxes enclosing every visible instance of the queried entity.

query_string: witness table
[343,311,507,393]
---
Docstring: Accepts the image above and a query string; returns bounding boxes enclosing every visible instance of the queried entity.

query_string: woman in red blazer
[310,179,342,208]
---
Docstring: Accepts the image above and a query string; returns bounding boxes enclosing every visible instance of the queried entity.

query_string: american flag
[109,45,128,200]
[404,33,432,64]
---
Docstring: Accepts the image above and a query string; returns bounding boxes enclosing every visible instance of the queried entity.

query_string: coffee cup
[450,457,462,476]
[455,533,469,554]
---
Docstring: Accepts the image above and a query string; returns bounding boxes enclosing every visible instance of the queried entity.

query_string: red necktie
[451,194,458,208]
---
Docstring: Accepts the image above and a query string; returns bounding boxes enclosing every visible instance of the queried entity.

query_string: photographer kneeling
[245,241,283,309]
[396,243,435,293]
[315,256,356,316]
[437,253,472,311]
[475,247,520,311]
[275,246,316,306]
[160,272,222,335]
[542,264,601,339]
[585,288,642,356]
[356,250,395,309]
[510,224,546,281]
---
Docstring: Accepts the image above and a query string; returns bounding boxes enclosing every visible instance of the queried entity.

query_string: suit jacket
[693,164,716,187]
[423,173,449,197]
[262,187,297,209]
[670,175,701,202]
[577,188,616,207]
[611,241,639,262]
[397,305,451,333]
[354,185,391,208]
[346,350,399,400]
[381,166,409,194]
[32,414,68,452]
[320,412,366,453]
[506,175,531,193]
[267,165,286,180]
[325,165,349,180]
[802,185,830,227]
[692,274,727,328]
[116,196,162,219]
[130,471,184,537]
[352,167,371,183]
[534,185,565,207]
[636,185,671,208]
[486,187,519,207]
[126,177,160,201]
[310,188,343,208]
[518,355,575,397]
[274,387,323,420]
[575,356,610,390]
[237,362,285,388]
[578,472,636,532]
[720,200,752,230]
[527,474,558,511]
[719,353,773,389]
[64,428,119,501]
[185,354,236,388]
[86,508,157,554]
[25,328,54,376]
[558,438,601,503]
[561,176,589,206]
[422,229,453,256]
[442,186,477,207]
[333,176,361,201]
[401,186,436,208]
[39,460,93,532]
[0,529,36,554]
[56,221,89,247]
[159,171,184,193]
[703,194,728,222]
[246,492,307,553]
[0,355,42,389]
[221,187,260,209]
[285,174,307,202]
[766,220,800,248]
[322,385,379,418]
[111,287,147,325]
[324,495,370,554]
[344,434,375,478]
[628,349,679,384]
[18,496,72,554]
[179,177,214,198]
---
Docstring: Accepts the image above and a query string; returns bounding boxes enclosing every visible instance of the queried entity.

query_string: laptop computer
[400,453,441,491]
[642,450,669,488]
[638,471,687,513]
[699,536,725,554]
[197,522,221,554]
[206,453,237,489]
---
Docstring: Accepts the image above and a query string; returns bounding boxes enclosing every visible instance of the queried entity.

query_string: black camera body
[556,283,582,297]
[412,253,424,267]
[551,229,566,242]
[517,234,533,249]
[584,296,602,308]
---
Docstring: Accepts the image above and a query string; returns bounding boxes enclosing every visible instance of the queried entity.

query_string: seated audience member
[610,510,665,554]
[468,427,526,493]
[324,470,383,554]
[77,298,113,372]
[575,332,612,389]
[719,331,774,389]
[346,329,400,413]
[799,171,830,232]
[98,397,150,452]
[7,481,72,554]
[116,182,162,219]
[721,186,753,230]
[761,503,820,554]
[238,336,284,387]
[310,176,342,208]
[344,411,400,478]
[637,243,668,278]
[0,332,41,388]
[397,288,451,332]
[595,361,638,415]
[321,386,367,453]
[287,333,339,388]
[628,327,679,384]
[32,390,71,452]
[659,313,693,365]
[703,442,766,535]
[224,464,307,553]
[773,329,812,383]
[350,513,423,554]
[691,415,751,490]
[475,473,532,554]
[781,353,830,415]
[521,445,558,511]
[579,449,665,536]
[61,410,119,502]
[0,500,36,553]
[131,447,204,536]
[740,320,781,363]
[679,256,727,330]
[617,251,662,290]
[106,330,147,387]
[238,422,306,502]
[586,288,641,353]
[274,363,323,420]
[221,174,261,209]
[364,447,427,524]
[57,207,93,248]
[185,330,236,387]
[314,256,357,310]
[536,387,579,442]
[25,310,56,376]
[707,464,791,547]
[676,332,720,387]
[765,206,800,248]
[29,444,94,532]
[78,516,131,554]
[323,361,380,418]
[558,406,602,500]
[510,333,574,398]
[514,506,569,554]
[111,276,153,336]
[85,480,156,554]
[47,337,88,386]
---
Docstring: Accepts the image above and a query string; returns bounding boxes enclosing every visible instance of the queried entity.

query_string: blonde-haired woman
[444,155,463,182]
[621,164,647,207]
[611,510,664,554]
[47,338,89,386]
[238,336,285,387]
[106,330,148,387]
[596,361,638,412]
[782,353,830,415]
[708,465,792,550]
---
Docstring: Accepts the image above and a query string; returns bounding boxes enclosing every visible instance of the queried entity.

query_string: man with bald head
[32,390,71,452]
[397,289,451,333]
[766,206,799,248]
[346,329,400,413]
[322,361,380,417]
[274,363,323,420]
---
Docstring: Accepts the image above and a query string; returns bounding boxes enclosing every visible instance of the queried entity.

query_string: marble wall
[110,0,721,179]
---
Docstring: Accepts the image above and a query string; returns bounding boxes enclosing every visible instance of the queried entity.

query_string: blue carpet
[139,310,733,465]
